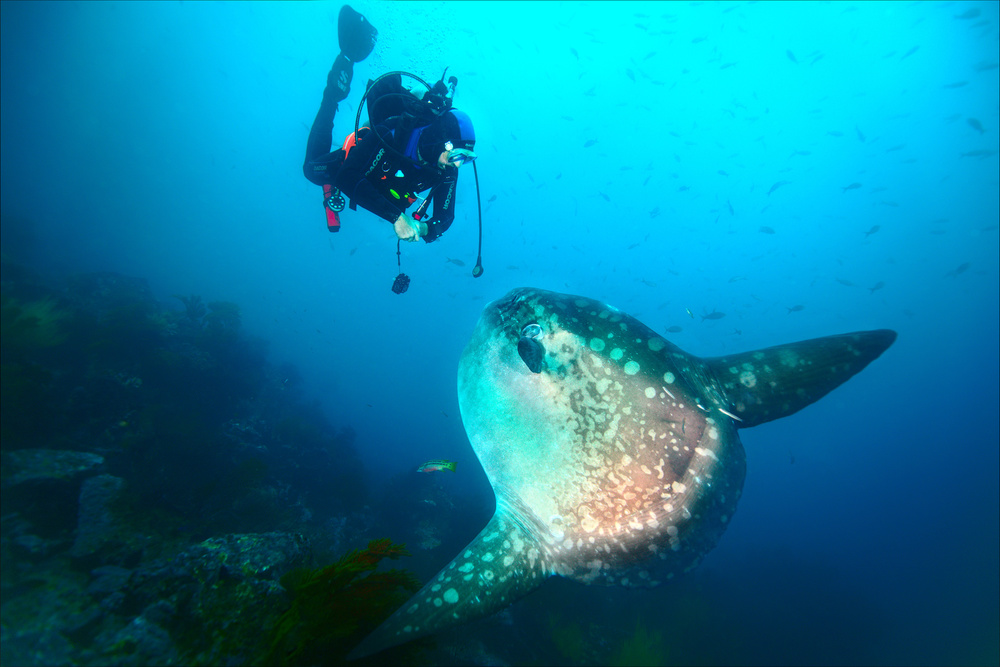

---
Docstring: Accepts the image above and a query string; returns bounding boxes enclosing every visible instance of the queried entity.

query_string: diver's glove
[326,53,354,102]
[394,214,426,242]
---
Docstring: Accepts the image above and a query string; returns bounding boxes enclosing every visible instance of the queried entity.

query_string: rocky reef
[0,261,412,665]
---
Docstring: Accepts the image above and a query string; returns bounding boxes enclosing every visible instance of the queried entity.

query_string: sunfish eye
[517,336,545,374]
[520,323,542,338]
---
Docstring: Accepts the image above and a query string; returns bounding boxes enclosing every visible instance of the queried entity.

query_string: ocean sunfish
[350,287,896,658]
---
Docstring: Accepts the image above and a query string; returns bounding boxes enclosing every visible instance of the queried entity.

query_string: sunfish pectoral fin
[705,329,897,428]
[347,509,553,659]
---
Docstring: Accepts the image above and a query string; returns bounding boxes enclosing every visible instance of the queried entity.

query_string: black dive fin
[338,5,378,63]
[706,329,897,428]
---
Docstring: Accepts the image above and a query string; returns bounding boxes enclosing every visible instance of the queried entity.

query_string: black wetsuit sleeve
[423,173,457,243]
[335,131,403,224]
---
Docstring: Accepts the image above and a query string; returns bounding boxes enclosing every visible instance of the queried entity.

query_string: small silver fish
[960,149,998,159]
[767,181,790,196]
[945,262,971,277]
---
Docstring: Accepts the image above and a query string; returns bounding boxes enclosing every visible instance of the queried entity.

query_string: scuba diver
[303,6,480,255]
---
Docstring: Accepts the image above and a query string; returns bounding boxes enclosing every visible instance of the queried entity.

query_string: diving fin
[338,5,378,63]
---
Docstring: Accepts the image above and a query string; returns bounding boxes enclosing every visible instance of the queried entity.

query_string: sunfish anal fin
[347,507,552,659]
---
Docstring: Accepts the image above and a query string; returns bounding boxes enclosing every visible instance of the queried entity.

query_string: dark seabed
[1,2,997,665]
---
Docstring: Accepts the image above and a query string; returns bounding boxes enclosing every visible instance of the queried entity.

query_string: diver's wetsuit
[302,73,458,243]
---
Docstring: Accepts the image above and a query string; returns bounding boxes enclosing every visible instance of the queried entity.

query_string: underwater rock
[105,614,179,667]
[87,565,133,596]
[129,532,310,620]
[0,627,74,667]
[183,532,309,581]
[0,554,97,666]
[65,271,155,315]
[125,532,309,664]
[2,449,104,486]
[11,533,56,559]
[70,474,124,559]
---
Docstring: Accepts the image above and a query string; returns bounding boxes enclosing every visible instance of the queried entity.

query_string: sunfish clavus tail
[349,287,896,659]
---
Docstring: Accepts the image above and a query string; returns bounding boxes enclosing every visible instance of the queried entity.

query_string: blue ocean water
[1,1,997,665]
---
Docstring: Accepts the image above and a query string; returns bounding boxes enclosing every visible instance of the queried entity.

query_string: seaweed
[172,293,207,323]
[205,300,241,332]
[265,538,428,666]
[0,294,69,356]
[547,612,588,663]
[609,617,667,667]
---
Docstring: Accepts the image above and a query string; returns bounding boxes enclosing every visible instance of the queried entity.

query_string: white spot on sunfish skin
[458,562,474,573]
[590,338,606,352]
[739,370,757,388]
[624,361,640,375]
[645,387,656,399]
[482,552,495,562]
[433,598,443,607]
[611,348,624,361]
[663,372,676,384]
[695,446,719,460]
[443,588,459,604]
[648,338,666,352]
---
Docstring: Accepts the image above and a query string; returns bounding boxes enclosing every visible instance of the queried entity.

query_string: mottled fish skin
[462,288,746,586]
[349,288,896,658]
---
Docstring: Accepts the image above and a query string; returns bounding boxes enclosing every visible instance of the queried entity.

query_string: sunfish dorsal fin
[347,504,553,659]
[705,329,897,428]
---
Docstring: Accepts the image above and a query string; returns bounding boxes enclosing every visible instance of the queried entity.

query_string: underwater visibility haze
[1,2,998,666]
